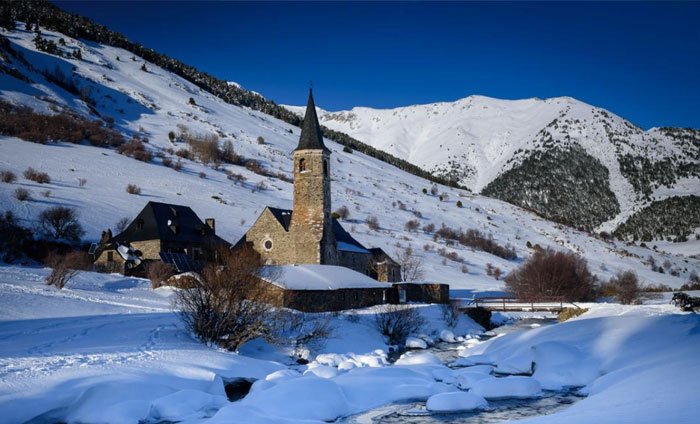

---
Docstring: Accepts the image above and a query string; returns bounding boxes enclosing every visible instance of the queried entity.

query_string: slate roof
[268,207,293,231]
[112,201,224,245]
[295,88,330,153]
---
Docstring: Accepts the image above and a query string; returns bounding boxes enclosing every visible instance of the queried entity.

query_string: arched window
[263,239,273,251]
[323,160,329,177]
[299,158,306,172]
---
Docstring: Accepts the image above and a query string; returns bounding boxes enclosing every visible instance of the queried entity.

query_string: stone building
[234,89,401,282]
[93,201,227,275]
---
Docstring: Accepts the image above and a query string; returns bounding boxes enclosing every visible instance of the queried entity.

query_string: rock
[426,391,488,412]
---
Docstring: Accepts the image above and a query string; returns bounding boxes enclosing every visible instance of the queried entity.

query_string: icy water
[341,317,586,424]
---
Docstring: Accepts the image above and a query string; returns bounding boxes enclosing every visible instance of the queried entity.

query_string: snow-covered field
[1,24,698,295]
[1,264,699,424]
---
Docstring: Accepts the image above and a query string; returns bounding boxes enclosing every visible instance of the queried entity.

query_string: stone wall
[94,248,125,273]
[338,250,371,275]
[388,283,449,304]
[131,239,161,260]
[246,209,297,265]
[282,287,387,312]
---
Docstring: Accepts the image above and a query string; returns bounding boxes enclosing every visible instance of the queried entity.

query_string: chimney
[206,218,215,233]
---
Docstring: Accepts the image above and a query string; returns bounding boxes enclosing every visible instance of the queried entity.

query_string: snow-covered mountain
[0,21,698,295]
[286,96,700,236]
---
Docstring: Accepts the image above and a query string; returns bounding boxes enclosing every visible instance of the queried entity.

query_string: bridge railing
[464,296,580,312]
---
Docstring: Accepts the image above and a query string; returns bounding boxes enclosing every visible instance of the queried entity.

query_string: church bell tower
[290,88,338,264]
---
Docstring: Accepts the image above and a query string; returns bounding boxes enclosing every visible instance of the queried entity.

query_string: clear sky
[54,1,700,129]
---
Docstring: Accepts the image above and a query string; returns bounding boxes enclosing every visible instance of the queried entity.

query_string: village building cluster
[94,90,448,311]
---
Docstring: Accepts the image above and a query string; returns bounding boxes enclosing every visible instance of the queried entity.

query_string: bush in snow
[23,167,51,184]
[609,270,640,304]
[38,206,85,242]
[174,246,280,352]
[365,215,380,231]
[257,136,265,144]
[273,310,335,357]
[116,140,151,162]
[374,304,426,345]
[395,246,424,281]
[404,219,420,232]
[44,250,92,289]
[441,300,461,329]
[146,261,175,289]
[115,217,130,233]
[14,187,31,201]
[505,248,598,302]
[126,184,141,195]
[1,170,16,183]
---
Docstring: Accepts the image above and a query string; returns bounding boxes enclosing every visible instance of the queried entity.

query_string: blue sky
[55,1,700,129]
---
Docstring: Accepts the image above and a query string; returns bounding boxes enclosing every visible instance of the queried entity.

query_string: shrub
[395,246,424,281]
[162,157,172,167]
[457,228,517,260]
[374,304,426,345]
[44,250,92,289]
[146,261,175,289]
[334,205,350,220]
[456,200,463,208]
[14,187,31,201]
[126,184,141,195]
[430,185,438,196]
[188,97,196,105]
[404,219,420,232]
[168,130,176,142]
[199,171,206,179]
[77,178,87,187]
[557,307,589,322]
[23,167,51,184]
[38,206,85,242]
[116,140,151,162]
[174,246,280,352]
[504,248,598,302]
[609,270,640,305]
[343,145,353,153]
[1,170,16,183]
[187,133,221,164]
[461,264,468,274]
[441,301,461,329]
[257,136,265,144]
[175,148,192,159]
[0,100,124,147]
[173,159,183,171]
[42,190,51,198]
[422,188,428,194]
[366,215,380,231]
[115,217,130,233]
[423,222,435,233]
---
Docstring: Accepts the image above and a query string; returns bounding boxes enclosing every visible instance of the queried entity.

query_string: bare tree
[334,205,350,220]
[374,304,426,345]
[115,217,130,233]
[44,250,92,289]
[38,206,85,242]
[273,310,335,357]
[396,246,424,282]
[504,248,598,302]
[440,300,461,329]
[174,246,279,352]
[610,270,639,305]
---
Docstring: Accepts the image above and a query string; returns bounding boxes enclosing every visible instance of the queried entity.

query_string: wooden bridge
[462,296,581,312]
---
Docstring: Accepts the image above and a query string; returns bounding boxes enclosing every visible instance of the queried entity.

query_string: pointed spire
[295,88,329,153]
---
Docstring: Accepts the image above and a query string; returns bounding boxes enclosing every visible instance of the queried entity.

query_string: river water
[341,317,586,424]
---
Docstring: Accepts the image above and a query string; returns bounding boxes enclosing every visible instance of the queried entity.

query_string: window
[107,251,114,262]
[263,239,273,251]
[299,158,306,172]
[323,160,329,177]
[136,218,144,230]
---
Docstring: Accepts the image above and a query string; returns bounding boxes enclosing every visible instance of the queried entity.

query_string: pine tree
[140,63,147,72]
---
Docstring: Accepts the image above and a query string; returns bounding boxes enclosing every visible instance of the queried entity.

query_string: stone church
[234,89,401,282]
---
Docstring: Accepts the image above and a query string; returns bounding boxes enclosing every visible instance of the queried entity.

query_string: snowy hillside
[285,95,700,236]
[1,23,699,293]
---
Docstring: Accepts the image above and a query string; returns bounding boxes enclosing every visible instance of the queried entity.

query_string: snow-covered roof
[262,265,392,291]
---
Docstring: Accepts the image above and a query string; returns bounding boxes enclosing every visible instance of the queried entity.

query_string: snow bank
[240,376,350,421]
[395,352,443,366]
[406,336,428,349]
[426,391,489,413]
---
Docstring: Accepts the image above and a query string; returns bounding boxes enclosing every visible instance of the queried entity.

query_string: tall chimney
[205,218,215,233]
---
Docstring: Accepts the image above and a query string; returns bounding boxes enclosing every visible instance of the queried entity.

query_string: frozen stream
[341,318,586,423]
